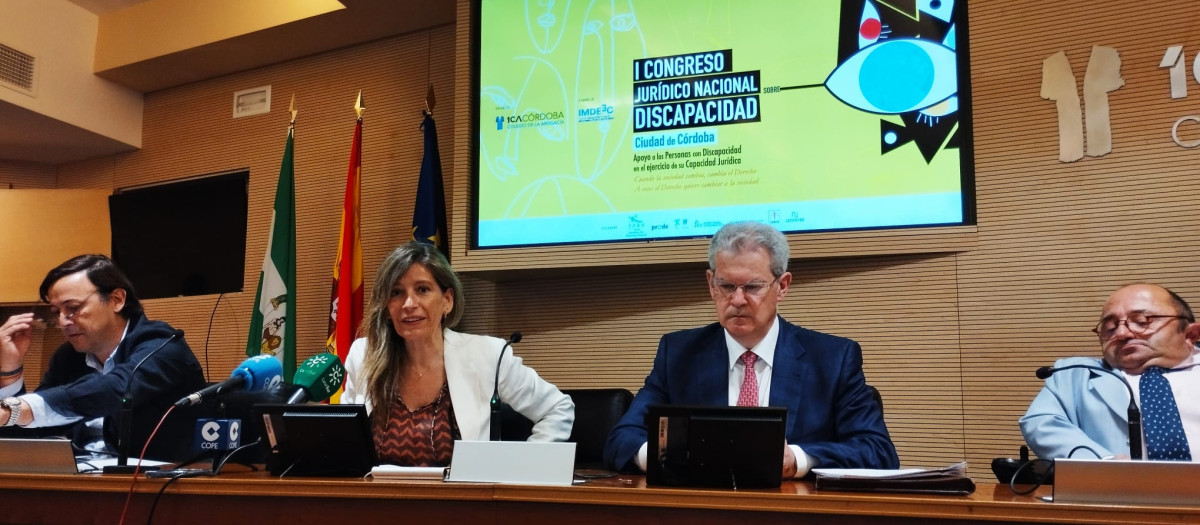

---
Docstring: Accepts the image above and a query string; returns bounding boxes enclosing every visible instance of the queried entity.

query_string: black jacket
[32,314,206,461]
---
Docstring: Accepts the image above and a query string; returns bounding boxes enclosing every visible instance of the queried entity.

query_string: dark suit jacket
[603,317,898,473]
[16,314,206,461]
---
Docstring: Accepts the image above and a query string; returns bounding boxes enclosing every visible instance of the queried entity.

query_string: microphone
[286,352,346,404]
[104,329,182,474]
[1035,363,1142,460]
[489,331,522,441]
[174,355,283,407]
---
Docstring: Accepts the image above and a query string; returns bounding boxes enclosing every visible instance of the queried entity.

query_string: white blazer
[342,329,574,441]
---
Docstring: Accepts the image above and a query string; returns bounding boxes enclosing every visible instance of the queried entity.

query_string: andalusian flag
[246,113,297,381]
[326,94,365,401]
[412,111,448,257]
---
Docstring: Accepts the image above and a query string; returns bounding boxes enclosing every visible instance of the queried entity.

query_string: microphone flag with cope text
[412,111,448,258]
[326,93,365,403]
[246,112,298,381]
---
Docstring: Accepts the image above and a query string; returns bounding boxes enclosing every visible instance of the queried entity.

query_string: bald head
[1097,284,1200,374]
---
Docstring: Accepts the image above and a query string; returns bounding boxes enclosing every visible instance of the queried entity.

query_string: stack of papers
[812,462,975,495]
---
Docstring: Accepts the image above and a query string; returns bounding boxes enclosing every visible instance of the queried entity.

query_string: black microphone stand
[1036,364,1142,460]
[104,331,180,474]
[102,396,142,474]
[489,332,522,441]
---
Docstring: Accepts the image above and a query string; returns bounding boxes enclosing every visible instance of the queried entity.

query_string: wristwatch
[1,397,22,427]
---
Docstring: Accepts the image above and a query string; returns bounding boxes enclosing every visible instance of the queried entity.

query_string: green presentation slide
[476,0,966,247]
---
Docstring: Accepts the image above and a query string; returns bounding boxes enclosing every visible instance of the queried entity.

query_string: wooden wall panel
[0,161,56,189]
[0,165,90,389]
[958,0,1200,476]
[56,26,459,383]
[0,190,111,302]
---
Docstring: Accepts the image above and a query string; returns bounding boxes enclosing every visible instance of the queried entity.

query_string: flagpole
[246,94,298,382]
[326,91,366,402]
[412,89,449,259]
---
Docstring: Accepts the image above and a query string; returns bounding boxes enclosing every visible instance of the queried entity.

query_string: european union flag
[412,111,448,258]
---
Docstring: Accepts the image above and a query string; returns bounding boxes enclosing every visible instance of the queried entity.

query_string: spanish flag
[326,95,365,401]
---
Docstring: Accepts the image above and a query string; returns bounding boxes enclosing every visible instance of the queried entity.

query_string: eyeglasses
[50,291,99,323]
[711,276,779,299]
[1092,313,1190,340]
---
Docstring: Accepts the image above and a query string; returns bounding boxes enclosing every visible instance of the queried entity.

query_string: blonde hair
[359,242,464,426]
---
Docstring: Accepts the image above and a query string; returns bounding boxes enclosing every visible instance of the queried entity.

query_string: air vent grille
[0,43,36,95]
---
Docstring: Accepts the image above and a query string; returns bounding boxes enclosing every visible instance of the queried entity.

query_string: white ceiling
[0,102,137,165]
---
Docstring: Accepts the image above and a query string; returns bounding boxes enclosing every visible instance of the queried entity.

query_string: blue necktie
[1140,366,1192,461]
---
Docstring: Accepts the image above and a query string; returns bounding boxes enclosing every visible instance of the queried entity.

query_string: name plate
[446,441,575,486]
[1053,458,1200,506]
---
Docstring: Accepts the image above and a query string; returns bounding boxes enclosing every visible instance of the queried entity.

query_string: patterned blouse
[373,383,460,466]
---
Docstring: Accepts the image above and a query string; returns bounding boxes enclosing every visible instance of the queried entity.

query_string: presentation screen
[474,0,973,248]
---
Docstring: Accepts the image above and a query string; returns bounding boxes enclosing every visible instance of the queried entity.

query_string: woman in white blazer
[341,241,573,466]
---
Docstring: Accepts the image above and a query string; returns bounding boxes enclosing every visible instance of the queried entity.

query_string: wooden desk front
[3,471,1195,525]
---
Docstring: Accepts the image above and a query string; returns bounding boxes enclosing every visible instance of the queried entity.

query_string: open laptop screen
[645,405,786,489]
[254,404,375,477]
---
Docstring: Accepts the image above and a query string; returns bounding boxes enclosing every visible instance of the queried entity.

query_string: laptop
[0,438,78,474]
[645,405,786,489]
[254,403,376,477]
[1053,458,1200,506]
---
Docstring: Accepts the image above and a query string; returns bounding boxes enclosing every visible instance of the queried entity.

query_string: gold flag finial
[289,94,298,124]
[425,83,436,113]
[354,91,364,119]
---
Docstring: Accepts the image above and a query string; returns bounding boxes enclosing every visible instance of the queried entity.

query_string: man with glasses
[0,254,205,460]
[1021,283,1200,460]
[604,221,899,477]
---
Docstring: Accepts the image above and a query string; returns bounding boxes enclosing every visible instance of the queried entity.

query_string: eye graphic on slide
[824,38,957,115]
[816,0,963,163]
[610,12,637,32]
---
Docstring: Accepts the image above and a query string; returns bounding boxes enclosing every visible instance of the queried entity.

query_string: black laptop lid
[254,403,376,477]
[645,404,786,489]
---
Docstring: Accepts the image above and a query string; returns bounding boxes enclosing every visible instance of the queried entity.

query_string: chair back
[563,388,633,469]
[498,388,634,469]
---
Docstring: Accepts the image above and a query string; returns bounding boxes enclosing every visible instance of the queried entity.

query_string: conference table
[3,469,1196,525]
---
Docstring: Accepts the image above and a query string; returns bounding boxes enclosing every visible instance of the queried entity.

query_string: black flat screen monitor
[109,170,248,298]
[254,404,375,477]
[645,404,786,489]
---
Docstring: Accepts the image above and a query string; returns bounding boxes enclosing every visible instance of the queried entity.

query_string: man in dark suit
[0,254,206,460]
[604,222,898,477]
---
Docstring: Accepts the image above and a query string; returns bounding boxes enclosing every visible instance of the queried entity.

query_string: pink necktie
[737,351,759,407]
